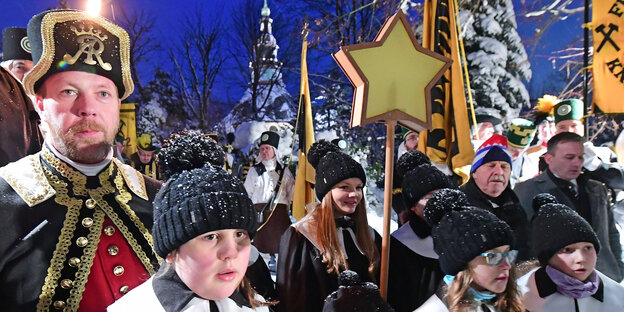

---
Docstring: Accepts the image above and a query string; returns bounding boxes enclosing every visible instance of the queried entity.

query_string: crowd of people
[1,8,624,312]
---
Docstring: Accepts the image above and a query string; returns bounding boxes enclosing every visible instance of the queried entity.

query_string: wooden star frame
[332,10,451,132]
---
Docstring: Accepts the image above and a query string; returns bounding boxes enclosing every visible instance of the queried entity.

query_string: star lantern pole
[332,10,451,298]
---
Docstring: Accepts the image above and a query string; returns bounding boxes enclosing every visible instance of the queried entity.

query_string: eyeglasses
[480,250,518,266]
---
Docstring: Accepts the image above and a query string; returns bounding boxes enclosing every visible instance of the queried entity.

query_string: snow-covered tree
[136,70,181,143]
[459,0,532,120]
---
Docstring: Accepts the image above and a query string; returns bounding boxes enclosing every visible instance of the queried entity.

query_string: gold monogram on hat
[24,10,133,100]
[63,24,112,71]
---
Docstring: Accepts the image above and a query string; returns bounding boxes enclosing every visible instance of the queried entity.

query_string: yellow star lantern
[332,10,452,299]
[333,10,451,132]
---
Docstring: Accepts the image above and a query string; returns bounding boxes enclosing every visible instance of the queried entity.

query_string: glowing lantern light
[86,0,102,16]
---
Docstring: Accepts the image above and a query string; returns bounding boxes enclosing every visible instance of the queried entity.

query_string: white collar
[392,222,438,259]
[261,158,277,171]
[47,142,113,176]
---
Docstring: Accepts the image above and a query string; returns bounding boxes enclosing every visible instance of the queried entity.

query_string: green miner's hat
[554,99,583,124]
[23,10,133,100]
[506,118,536,148]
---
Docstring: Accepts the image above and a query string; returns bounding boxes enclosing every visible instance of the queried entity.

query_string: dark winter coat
[460,179,531,260]
[387,215,444,311]
[514,171,624,281]
[130,152,161,180]
[0,146,161,311]
[0,66,42,167]
[275,218,381,312]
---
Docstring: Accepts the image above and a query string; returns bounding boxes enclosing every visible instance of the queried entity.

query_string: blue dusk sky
[1,0,587,104]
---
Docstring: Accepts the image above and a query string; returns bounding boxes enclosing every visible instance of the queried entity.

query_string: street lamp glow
[86,0,102,16]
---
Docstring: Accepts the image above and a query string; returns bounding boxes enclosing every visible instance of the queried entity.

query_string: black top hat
[469,113,502,126]
[24,9,133,100]
[259,131,279,149]
[2,27,32,61]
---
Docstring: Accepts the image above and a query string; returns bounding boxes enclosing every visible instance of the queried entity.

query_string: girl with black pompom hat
[517,195,624,311]
[416,188,524,312]
[275,140,381,312]
[108,130,274,312]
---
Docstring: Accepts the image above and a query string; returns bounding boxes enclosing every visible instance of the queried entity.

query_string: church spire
[253,0,282,84]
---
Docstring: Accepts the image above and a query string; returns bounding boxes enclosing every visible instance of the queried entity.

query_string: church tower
[252,0,282,84]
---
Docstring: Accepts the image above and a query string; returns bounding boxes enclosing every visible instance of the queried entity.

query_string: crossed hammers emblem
[595,23,620,53]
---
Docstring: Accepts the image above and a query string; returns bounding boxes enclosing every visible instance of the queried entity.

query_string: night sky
[1,0,587,104]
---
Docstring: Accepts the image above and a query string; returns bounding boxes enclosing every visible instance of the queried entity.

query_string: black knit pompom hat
[152,131,255,257]
[308,140,366,201]
[402,163,456,208]
[532,202,600,266]
[424,189,515,275]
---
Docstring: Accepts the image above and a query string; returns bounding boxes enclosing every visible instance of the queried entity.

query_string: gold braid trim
[36,149,159,311]
[0,153,55,206]
[23,10,134,100]
[67,209,105,310]
[96,165,161,274]
[36,155,84,312]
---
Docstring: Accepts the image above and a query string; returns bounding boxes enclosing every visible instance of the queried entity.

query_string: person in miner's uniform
[243,130,294,271]
[0,9,162,311]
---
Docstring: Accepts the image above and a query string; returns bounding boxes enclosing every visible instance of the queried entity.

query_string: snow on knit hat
[396,150,431,178]
[424,188,515,275]
[471,134,512,173]
[402,163,456,208]
[152,131,255,257]
[308,140,366,201]
[531,193,558,216]
[158,130,225,180]
[322,270,395,312]
[532,202,600,267]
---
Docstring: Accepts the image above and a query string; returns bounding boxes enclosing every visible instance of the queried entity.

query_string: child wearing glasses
[416,189,524,312]
[517,199,624,311]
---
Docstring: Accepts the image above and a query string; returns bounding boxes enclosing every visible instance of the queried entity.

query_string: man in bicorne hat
[0,10,161,311]
[470,111,502,150]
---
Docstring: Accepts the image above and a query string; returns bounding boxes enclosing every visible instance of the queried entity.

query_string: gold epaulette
[112,158,149,200]
[0,153,55,207]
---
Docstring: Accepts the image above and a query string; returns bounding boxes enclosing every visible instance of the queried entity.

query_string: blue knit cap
[471,134,512,173]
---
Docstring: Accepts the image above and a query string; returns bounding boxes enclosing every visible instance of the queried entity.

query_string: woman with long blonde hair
[276,140,379,312]
[416,189,524,312]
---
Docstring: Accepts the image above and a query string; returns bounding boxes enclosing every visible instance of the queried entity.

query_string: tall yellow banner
[592,0,624,113]
[292,35,316,220]
[422,0,474,183]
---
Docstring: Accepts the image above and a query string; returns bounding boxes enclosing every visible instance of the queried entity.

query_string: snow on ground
[366,179,399,235]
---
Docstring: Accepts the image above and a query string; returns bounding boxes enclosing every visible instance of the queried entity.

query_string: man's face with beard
[35,71,121,164]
